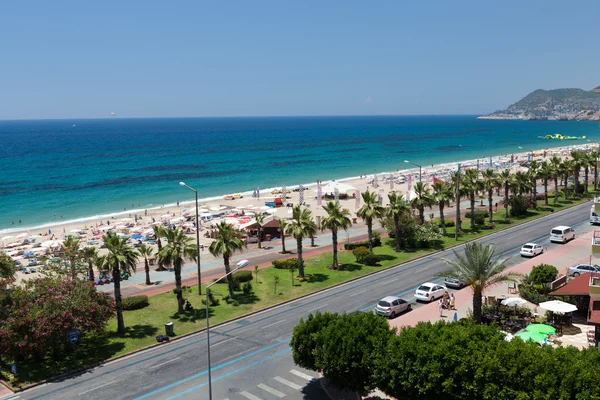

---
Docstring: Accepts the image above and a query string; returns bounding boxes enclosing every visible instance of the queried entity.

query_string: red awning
[551,273,593,296]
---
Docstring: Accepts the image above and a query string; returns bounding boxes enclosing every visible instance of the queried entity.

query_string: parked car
[20,266,30,274]
[569,264,600,277]
[520,243,544,257]
[375,296,411,318]
[444,277,467,289]
[550,226,575,244]
[415,282,447,302]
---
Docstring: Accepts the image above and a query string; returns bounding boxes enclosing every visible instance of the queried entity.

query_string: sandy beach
[0,143,593,285]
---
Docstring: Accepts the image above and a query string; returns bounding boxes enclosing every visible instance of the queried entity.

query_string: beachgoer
[145,209,148,216]
[450,293,456,310]
[439,299,444,317]
[443,291,450,308]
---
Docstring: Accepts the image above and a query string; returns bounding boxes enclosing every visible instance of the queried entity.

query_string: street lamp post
[179,182,202,295]
[205,262,248,400]
[404,160,422,182]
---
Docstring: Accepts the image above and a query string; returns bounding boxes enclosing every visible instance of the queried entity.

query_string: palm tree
[481,169,500,223]
[562,159,573,200]
[277,218,289,254]
[410,181,434,224]
[443,242,520,323]
[528,160,540,203]
[549,156,562,204]
[590,150,600,192]
[512,171,531,196]
[387,192,411,251]
[538,161,553,206]
[158,229,197,313]
[462,169,482,230]
[62,236,81,280]
[432,181,454,235]
[81,246,99,282]
[209,221,246,298]
[499,169,512,219]
[450,171,464,232]
[321,201,352,270]
[152,225,167,270]
[100,231,139,334]
[137,245,154,285]
[570,150,586,194]
[254,212,268,249]
[357,190,385,251]
[285,205,316,278]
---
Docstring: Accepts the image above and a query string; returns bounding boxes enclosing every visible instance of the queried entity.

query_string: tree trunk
[331,229,338,269]
[257,227,262,249]
[487,189,493,223]
[144,258,151,285]
[470,193,476,230]
[544,179,548,206]
[224,256,235,298]
[366,218,373,252]
[113,268,125,334]
[88,261,95,282]
[531,177,537,203]
[574,169,580,194]
[311,235,315,247]
[296,237,304,277]
[595,164,598,192]
[393,214,401,251]
[472,288,482,323]
[281,233,286,253]
[175,262,184,313]
[504,183,509,218]
[418,205,424,224]
[554,177,559,205]
[439,203,446,236]
[585,167,589,193]
[564,172,569,200]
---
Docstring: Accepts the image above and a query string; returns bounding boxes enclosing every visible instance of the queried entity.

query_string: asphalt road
[8,201,596,400]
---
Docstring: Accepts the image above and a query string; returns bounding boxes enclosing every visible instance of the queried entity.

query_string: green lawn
[2,190,596,385]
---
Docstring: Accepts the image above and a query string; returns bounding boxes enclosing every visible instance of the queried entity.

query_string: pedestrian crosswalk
[223,369,316,399]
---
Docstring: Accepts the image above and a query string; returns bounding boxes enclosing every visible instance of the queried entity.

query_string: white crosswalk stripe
[257,383,286,398]
[240,391,263,400]
[273,376,302,390]
[289,369,313,381]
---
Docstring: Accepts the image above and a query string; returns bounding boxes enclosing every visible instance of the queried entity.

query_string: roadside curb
[2,198,592,392]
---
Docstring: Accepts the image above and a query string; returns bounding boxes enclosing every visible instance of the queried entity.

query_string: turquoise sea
[1,116,599,233]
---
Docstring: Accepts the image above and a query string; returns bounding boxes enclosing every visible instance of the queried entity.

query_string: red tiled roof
[551,272,593,296]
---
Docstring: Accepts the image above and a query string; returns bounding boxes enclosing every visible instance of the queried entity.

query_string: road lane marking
[273,376,302,390]
[150,357,180,369]
[289,369,313,381]
[78,381,116,395]
[262,319,286,329]
[240,391,263,400]
[306,304,327,313]
[257,383,286,397]
[354,289,367,295]
[212,337,235,347]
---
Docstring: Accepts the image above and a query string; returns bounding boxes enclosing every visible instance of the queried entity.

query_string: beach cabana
[315,181,357,194]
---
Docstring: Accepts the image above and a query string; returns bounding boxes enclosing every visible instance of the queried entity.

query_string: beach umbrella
[526,324,556,335]
[501,298,528,307]
[539,300,577,314]
[132,234,143,240]
[515,331,547,343]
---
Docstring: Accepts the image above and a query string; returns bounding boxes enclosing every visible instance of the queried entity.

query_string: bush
[232,278,241,292]
[363,254,382,266]
[233,270,253,282]
[509,195,535,217]
[518,285,550,305]
[202,290,220,306]
[464,210,489,219]
[436,219,455,228]
[352,246,371,263]
[122,295,149,310]
[273,258,303,270]
[344,237,381,250]
[242,282,252,295]
[529,264,558,285]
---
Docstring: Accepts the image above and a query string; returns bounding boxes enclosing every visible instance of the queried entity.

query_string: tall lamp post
[205,261,248,400]
[404,160,422,182]
[179,182,202,295]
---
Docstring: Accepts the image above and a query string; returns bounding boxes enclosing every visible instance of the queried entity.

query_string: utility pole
[455,164,461,240]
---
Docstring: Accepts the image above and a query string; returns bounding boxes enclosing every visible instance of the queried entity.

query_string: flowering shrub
[0,277,115,361]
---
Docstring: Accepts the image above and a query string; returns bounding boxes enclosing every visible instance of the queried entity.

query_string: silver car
[375,296,411,318]
[444,277,467,289]
[568,264,600,277]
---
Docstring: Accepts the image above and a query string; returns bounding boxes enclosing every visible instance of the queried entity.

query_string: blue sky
[1,1,599,119]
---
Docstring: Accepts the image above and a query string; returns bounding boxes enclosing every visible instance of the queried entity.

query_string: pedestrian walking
[449,293,456,310]
[439,298,444,318]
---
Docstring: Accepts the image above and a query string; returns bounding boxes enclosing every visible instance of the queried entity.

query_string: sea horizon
[1,115,599,234]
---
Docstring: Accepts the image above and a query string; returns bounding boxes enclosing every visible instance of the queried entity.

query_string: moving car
[550,226,575,244]
[375,296,411,318]
[444,277,467,289]
[568,264,600,277]
[415,282,447,302]
[520,243,544,257]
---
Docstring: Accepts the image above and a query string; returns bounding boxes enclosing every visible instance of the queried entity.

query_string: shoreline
[0,142,593,238]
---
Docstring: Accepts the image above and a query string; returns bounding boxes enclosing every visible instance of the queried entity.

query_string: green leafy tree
[291,312,340,371]
[432,181,454,235]
[387,192,411,251]
[443,241,520,323]
[570,150,586,194]
[158,229,197,313]
[81,246,99,282]
[410,181,434,224]
[99,231,139,334]
[549,155,563,204]
[499,169,512,218]
[254,212,268,249]
[462,169,483,230]
[561,159,572,200]
[137,245,154,285]
[450,170,465,232]
[0,252,17,280]
[529,264,558,285]
[209,221,246,298]
[273,275,280,294]
[481,169,500,223]
[321,201,352,270]
[357,190,385,251]
[62,236,81,280]
[285,205,316,277]
[538,161,553,206]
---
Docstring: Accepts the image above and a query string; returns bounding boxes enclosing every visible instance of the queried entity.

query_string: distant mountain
[479,87,600,120]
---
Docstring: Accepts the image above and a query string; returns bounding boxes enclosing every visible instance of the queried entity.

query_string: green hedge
[272,258,303,270]
[464,210,489,218]
[344,237,381,250]
[352,246,371,263]
[122,295,149,310]
[233,270,253,282]
[363,254,382,266]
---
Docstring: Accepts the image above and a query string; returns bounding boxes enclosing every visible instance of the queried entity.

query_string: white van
[550,226,575,244]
